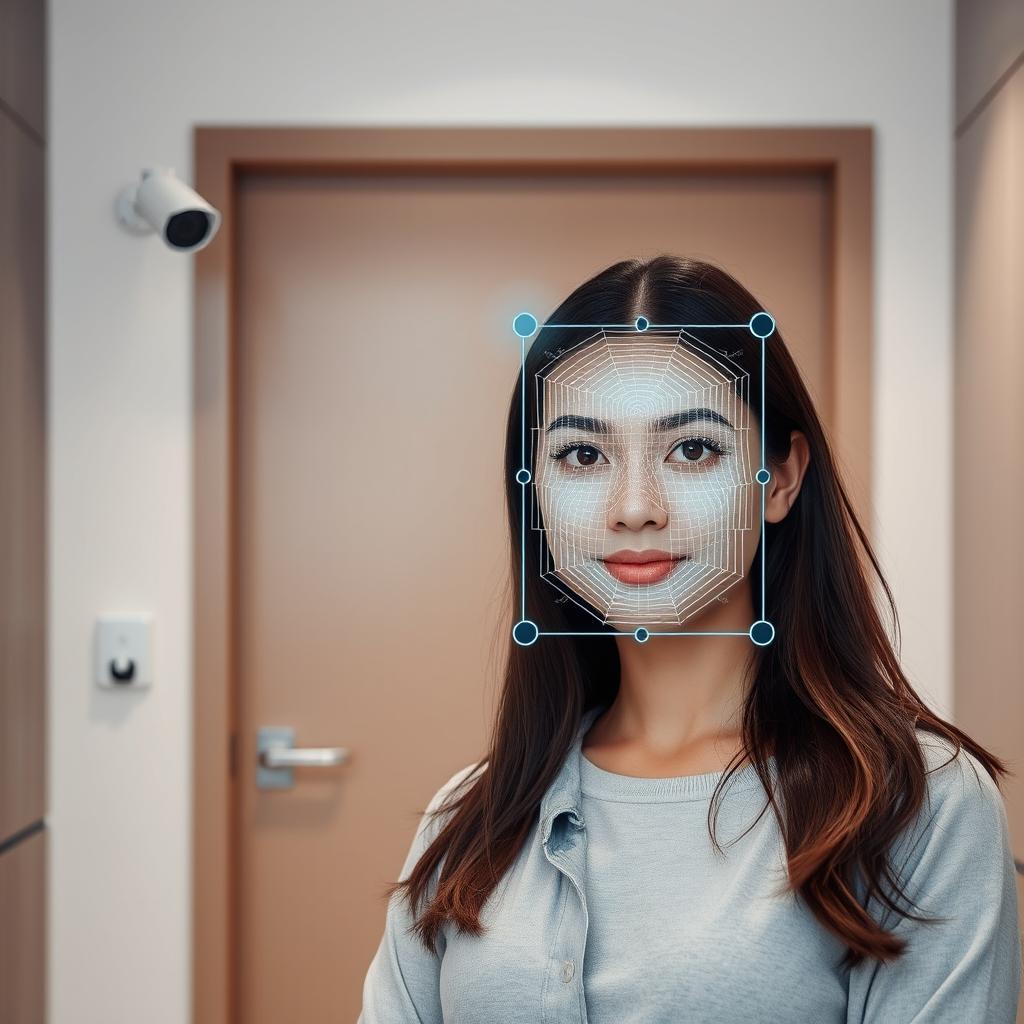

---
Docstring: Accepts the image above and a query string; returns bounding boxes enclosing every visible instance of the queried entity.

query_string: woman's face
[532,332,761,630]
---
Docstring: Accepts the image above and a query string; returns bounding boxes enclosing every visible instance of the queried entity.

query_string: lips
[602,549,687,585]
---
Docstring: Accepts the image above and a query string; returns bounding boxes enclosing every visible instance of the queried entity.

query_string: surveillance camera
[116,167,222,253]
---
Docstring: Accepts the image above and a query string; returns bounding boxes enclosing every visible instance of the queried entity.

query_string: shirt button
[560,958,575,983]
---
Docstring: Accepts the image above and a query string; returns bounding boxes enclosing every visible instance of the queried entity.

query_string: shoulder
[425,761,486,816]
[860,729,1013,930]
[914,728,1005,818]
[398,761,487,881]
[849,736,1021,1014]
[891,728,1011,882]
[415,761,487,848]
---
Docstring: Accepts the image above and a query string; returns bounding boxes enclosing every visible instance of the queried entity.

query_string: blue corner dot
[749,312,775,339]
[513,312,538,338]
[633,627,650,643]
[755,468,771,485]
[516,468,532,485]
[749,620,775,646]
[634,316,649,332]
[513,619,539,646]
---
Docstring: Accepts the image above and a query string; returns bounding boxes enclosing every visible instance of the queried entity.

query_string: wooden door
[193,127,873,1022]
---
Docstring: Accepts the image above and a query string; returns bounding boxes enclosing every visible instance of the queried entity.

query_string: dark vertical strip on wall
[0,0,47,1021]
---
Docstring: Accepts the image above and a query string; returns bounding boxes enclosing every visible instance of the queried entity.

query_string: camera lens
[165,210,212,249]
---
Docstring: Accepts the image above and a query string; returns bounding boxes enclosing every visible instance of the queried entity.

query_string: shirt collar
[539,704,608,848]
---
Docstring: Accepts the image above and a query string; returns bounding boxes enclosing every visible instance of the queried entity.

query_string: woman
[359,255,1021,1023]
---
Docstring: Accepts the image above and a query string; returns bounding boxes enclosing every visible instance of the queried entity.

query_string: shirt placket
[542,811,589,1023]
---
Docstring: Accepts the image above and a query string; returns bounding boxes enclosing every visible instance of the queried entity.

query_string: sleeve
[357,762,481,1024]
[847,743,1022,1023]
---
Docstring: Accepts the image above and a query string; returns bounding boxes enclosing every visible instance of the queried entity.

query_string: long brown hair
[386,254,1010,969]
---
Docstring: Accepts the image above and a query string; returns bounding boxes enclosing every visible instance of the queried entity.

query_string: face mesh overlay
[531,329,756,629]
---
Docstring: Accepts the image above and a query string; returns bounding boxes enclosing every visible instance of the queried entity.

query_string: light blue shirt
[359,705,1021,1022]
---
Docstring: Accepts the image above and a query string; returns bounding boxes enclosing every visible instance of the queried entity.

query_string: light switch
[95,615,153,688]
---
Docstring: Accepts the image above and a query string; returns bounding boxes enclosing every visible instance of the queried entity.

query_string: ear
[765,430,810,524]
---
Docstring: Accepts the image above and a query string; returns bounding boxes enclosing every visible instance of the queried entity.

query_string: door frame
[192,125,873,1023]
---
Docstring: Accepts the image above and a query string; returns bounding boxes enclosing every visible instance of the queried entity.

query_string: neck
[603,581,757,754]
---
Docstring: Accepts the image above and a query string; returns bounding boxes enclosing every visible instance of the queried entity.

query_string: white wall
[47,1,954,1020]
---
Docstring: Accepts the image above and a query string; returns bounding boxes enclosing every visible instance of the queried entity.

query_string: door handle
[256,725,350,790]
[260,746,348,769]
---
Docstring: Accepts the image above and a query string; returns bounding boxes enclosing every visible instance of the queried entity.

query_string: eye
[549,442,608,468]
[668,436,729,466]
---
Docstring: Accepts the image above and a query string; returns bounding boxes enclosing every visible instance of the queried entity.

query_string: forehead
[541,333,739,419]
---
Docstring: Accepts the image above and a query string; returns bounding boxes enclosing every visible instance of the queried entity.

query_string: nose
[606,459,668,533]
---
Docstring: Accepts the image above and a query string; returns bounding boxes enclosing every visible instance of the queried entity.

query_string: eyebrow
[544,408,735,434]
